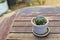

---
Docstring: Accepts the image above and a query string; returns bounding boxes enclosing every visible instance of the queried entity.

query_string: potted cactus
[31,16,49,36]
[0,0,8,15]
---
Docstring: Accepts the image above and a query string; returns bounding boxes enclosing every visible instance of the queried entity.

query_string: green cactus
[0,0,5,3]
[35,16,47,25]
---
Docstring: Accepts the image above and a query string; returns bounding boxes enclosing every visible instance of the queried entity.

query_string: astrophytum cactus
[35,16,47,25]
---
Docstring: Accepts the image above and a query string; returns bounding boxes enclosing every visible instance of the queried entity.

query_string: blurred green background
[8,0,60,11]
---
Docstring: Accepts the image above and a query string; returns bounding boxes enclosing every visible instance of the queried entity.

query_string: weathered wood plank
[0,11,17,40]
[7,33,60,40]
[17,12,60,17]
[13,21,60,27]
[15,16,60,21]
[0,18,8,40]
[10,27,60,34]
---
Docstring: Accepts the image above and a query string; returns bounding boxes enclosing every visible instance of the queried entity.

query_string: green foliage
[0,0,5,3]
[37,0,45,5]
[35,16,46,25]
[27,2,32,6]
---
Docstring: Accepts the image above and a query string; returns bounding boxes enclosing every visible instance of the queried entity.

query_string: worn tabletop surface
[6,6,60,40]
[0,10,18,40]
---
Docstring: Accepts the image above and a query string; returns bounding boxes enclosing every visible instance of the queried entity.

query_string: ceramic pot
[31,17,48,34]
[0,0,8,15]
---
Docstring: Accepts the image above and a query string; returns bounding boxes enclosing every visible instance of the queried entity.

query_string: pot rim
[31,17,49,27]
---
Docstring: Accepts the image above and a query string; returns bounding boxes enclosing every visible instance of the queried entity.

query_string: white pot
[31,17,48,34]
[0,1,8,15]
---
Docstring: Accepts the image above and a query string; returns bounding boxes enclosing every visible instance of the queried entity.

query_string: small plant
[0,0,5,3]
[35,16,47,25]
[31,16,49,35]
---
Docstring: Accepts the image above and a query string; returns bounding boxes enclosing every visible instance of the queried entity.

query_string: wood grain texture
[7,33,60,40]
[17,12,60,17]
[13,21,60,27]
[0,11,17,40]
[15,16,60,21]
[9,27,60,34]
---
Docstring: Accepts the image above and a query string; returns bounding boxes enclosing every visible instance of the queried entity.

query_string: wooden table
[0,6,60,40]
[0,10,18,40]
[3,6,60,40]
